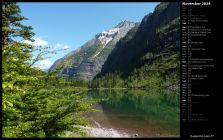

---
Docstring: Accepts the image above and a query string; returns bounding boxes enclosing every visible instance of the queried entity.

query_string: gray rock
[49,21,137,81]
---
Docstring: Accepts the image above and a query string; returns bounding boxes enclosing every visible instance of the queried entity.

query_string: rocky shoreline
[87,127,130,138]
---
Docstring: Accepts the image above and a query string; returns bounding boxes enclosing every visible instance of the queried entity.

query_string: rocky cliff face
[98,2,180,78]
[49,2,180,82]
[48,21,137,80]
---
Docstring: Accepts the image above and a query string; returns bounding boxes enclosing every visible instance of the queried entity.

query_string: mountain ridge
[87,2,180,91]
[97,2,180,78]
[48,21,137,80]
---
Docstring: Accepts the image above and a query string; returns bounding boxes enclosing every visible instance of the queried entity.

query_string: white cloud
[23,37,70,51]
[54,43,70,50]
[33,59,53,71]
[23,37,48,47]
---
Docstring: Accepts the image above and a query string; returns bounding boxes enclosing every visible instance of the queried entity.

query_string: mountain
[49,2,180,88]
[91,2,180,90]
[49,21,137,80]
[97,2,180,78]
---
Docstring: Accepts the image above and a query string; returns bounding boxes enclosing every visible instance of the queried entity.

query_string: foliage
[90,71,124,88]
[2,3,92,138]
[99,3,180,77]
[2,2,34,46]
[2,2,180,137]
[93,3,180,94]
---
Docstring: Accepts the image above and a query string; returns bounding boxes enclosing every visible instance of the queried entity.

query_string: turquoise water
[84,89,180,137]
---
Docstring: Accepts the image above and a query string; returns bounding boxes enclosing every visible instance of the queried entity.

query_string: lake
[83,89,180,138]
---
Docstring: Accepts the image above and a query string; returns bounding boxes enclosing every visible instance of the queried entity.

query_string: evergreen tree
[2,2,34,46]
[2,3,92,138]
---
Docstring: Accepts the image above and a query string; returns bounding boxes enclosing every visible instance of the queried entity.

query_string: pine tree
[2,2,34,47]
[2,2,35,111]
[2,3,92,138]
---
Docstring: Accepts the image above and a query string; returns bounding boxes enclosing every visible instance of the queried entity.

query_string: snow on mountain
[49,21,137,80]
[97,28,119,44]
[93,37,112,58]
[93,28,120,58]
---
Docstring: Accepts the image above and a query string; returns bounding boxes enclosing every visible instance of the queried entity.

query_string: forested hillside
[91,2,180,93]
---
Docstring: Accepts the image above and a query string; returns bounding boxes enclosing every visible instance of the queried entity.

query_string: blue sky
[18,2,159,70]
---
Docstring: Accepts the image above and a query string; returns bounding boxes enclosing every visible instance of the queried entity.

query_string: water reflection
[84,89,180,137]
